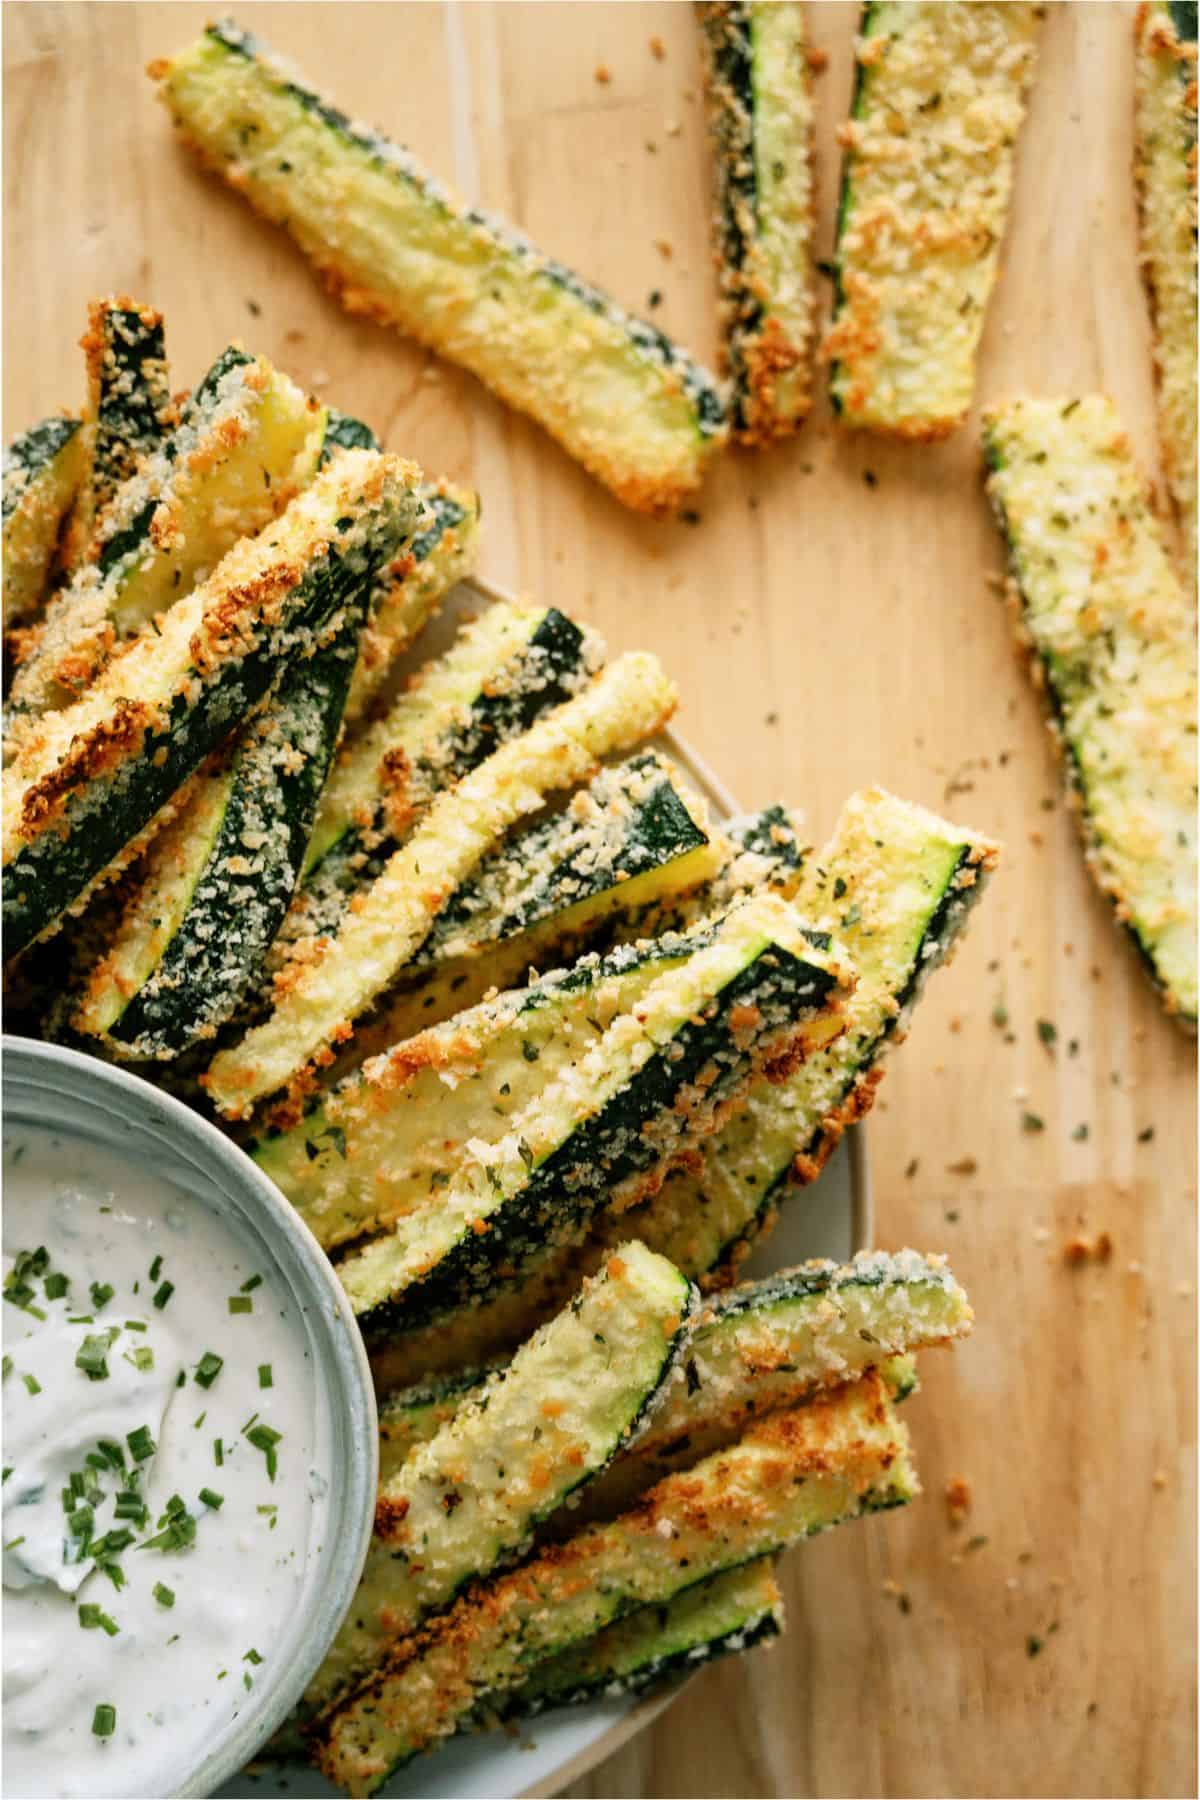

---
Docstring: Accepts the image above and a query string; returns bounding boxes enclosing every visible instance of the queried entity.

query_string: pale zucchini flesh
[984,395,1197,1024]
[698,2,817,443]
[2,450,424,957]
[156,23,727,516]
[2,417,86,631]
[497,1559,783,1719]
[303,1241,693,1718]
[335,894,848,1338]
[311,1375,915,1793]
[825,2,1041,438]
[1134,0,1198,578]
[203,651,680,1116]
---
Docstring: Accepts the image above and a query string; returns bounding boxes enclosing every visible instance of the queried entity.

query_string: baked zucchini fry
[824,2,1041,439]
[1134,0,1198,577]
[8,347,325,724]
[697,2,817,444]
[615,786,999,1278]
[497,1560,782,1720]
[311,1375,915,1793]
[2,450,424,959]
[319,408,481,725]
[153,22,727,515]
[2,416,86,630]
[984,395,1197,1024]
[304,1242,693,1718]
[72,596,367,1058]
[67,296,173,567]
[577,1249,969,1520]
[203,652,680,1116]
[254,923,722,1252]
[335,895,850,1341]
[346,752,726,1057]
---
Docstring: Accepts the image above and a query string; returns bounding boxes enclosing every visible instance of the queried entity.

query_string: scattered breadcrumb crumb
[947,1156,978,1176]
[945,1477,972,1527]
[807,45,829,71]
[1062,1233,1113,1266]
[649,35,665,59]
[595,63,611,84]
[655,239,673,258]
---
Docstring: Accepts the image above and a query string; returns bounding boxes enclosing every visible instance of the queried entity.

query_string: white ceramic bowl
[0,1036,379,1799]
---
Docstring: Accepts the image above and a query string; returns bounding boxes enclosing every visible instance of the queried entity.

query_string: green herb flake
[152,1281,174,1311]
[90,1282,115,1311]
[92,1704,117,1738]
[1036,1019,1058,1050]
[126,1425,155,1463]
[44,1271,69,1300]
[1021,1112,1045,1133]
[228,1295,253,1315]
[193,1351,224,1389]
[149,1255,163,1283]
[124,1346,155,1373]
[257,1363,273,1390]
[243,1647,264,1665]
[79,1603,120,1636]
[245,1423,282,1481]
[22,1373,42,1396]
[240,1274,263,1293]
[153,1582,175,1608]
[198,1487,224,1510]
[213,1438,224,1467]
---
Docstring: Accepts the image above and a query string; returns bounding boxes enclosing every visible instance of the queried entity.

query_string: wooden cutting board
[4,4,1195,1796]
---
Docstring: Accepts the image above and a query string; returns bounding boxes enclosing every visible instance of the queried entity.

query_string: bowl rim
[0,1032,379,1799]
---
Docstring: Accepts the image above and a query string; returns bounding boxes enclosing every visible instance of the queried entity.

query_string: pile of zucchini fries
[4,305,995,1789]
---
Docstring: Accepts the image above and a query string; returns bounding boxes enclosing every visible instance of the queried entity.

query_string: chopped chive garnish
[5,1535,26,1552]
[193,1411,207,1429]
[193,1351,223,1390]
[44,1271,69,1300]
[257,1364,273,1390]
[243,1647,264,1665]
[152,1281,174,1311]
[213,1439,224,1467]
[124,1319,147,1332]
[2,1355,11,1380]
[124,1346,154,1372]
[138,1494,197,1553]
[228,1295,253,1315]
[22,1373,41,1396]
[67,1315,95,1325]
[96,1439,126,1471]
[92,1704,116,1738]
[126,1425,155,1463]
[76,1334,114,1382]
[153,1582,175,1608]
[79,1603,120,1636]
[198,1487,224,1510]
[90,1281,114,1311]
[175,1371,185,1387]
[244,1672,254,1691]
[240,1273,263,1293]
[244,1423,281,1481]
[2,1467,11,1483]
[149,1255,163,1282]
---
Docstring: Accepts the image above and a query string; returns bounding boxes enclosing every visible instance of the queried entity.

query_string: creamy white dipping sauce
[2,1126,328,1800]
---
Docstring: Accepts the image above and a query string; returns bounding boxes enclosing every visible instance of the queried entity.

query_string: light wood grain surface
[4,4,1196,1796]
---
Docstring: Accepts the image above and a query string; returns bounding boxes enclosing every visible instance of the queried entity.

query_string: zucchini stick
[153,22,727,515]
[984,395,1197,1025]
[825,2,1041,439]
[698,2,817,443]
[2,417,86,631]
[1134,0,1198,578]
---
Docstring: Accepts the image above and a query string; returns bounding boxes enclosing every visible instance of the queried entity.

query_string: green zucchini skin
[342,938,840,1342]
[157,21,726,515]
[79,298,173,543]
[320,409,380,460]
[296,606,592,939]
[2,416,86,629]
[4,455,422,958]
[105,595,368,1056]
[495,1560,782,1719]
